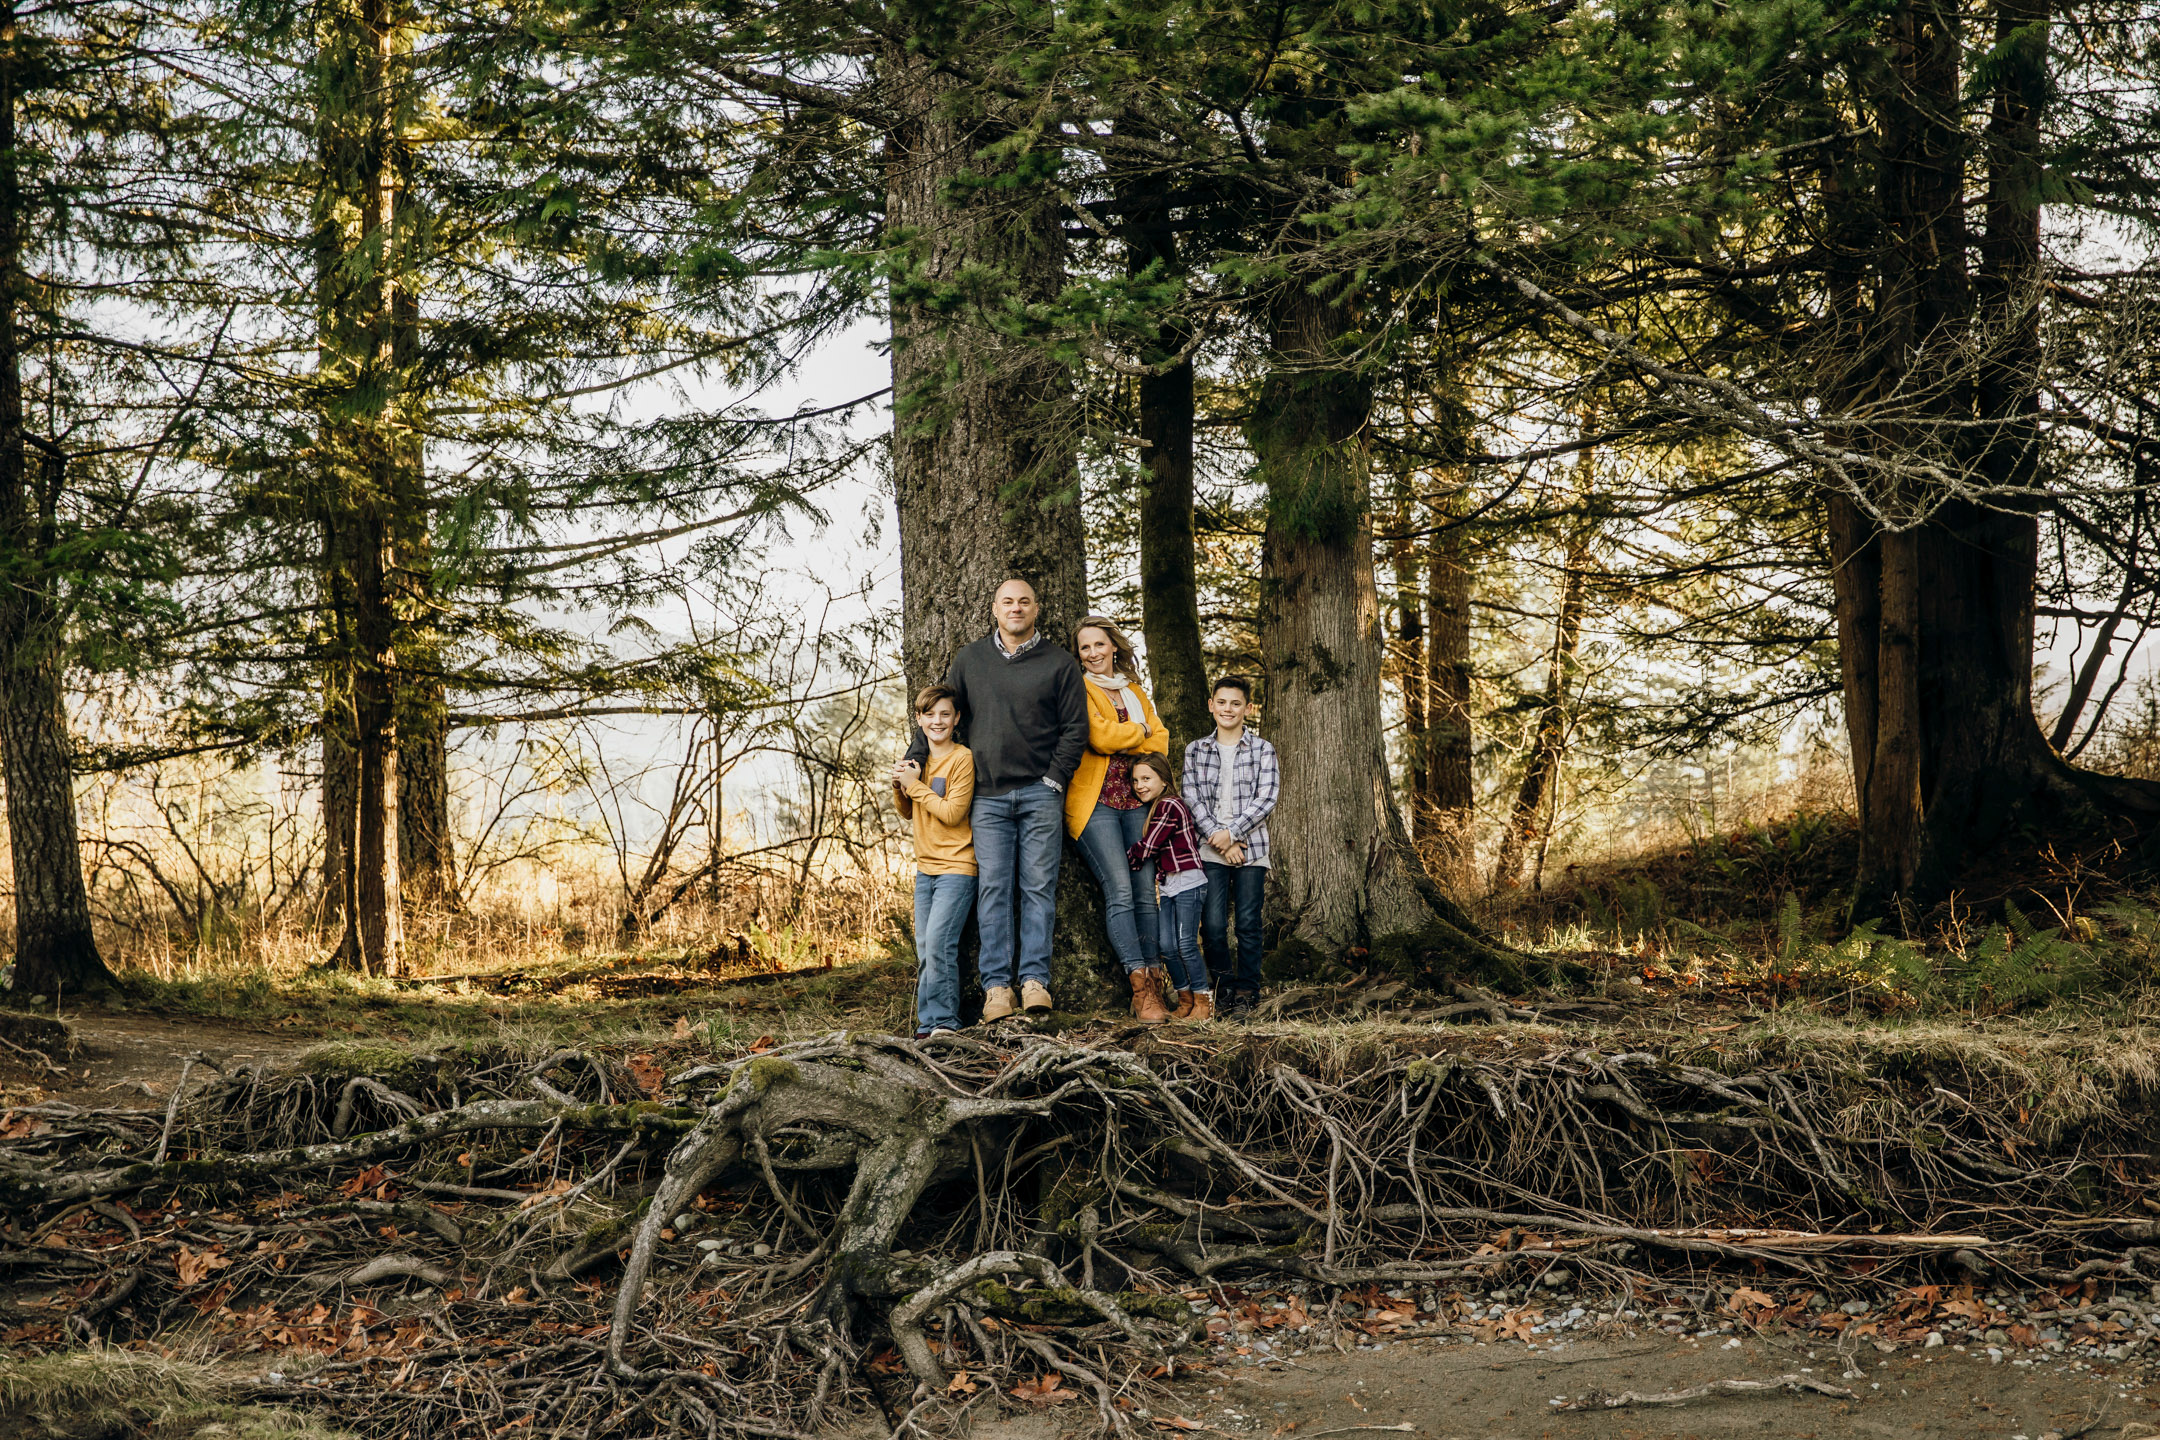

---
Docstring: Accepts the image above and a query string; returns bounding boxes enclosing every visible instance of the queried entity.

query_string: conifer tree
[0,0,208,998]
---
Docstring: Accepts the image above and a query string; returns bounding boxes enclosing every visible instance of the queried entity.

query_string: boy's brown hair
[914,683,961,716]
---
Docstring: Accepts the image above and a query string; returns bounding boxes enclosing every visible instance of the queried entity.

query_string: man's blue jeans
[972,783,1063,992]
[1202,862,1267,996]
[1075,802,1157,973]
[912,871,977,1032]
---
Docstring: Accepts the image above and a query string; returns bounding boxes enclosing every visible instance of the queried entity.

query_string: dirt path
[2,1008,299,1108]
[939,1333,2158,1440]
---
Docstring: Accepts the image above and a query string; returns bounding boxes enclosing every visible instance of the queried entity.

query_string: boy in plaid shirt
[1181,676,1279,1017]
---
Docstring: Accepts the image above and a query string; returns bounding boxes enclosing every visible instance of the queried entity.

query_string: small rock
[673,1212,698,1230]
[1924,1332,1945,1349]
[1841,1300,1870,1315]
[697,1239,724,1251]
[1985,1328,2009,1345]
[750,1243,772,1257]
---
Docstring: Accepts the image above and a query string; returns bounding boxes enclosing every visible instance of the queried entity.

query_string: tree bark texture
[1423,501,1478,898]
[398,681,454,915]
[1250,288,1513,975]
[882,50,1114,1007]
[0,3,112,999]
[1387,515,1428,831]
[313,0,410,974]
[1121,159,1210,751]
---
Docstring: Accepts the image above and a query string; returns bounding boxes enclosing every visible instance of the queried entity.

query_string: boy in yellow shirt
[890,685,975,1038]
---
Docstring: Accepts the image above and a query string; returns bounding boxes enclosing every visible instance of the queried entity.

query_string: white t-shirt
[1199,733,1268,869]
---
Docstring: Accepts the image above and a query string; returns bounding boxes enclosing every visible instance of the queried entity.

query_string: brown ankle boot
[1170,989,1196,1020]
[1130,969,1172,1024]
[1182,991,1215,1023]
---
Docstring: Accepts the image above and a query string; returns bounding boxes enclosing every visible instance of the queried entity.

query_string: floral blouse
[1097,690,1143,809]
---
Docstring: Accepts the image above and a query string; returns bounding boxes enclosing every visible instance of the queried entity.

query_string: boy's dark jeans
[1201,862,1266,996]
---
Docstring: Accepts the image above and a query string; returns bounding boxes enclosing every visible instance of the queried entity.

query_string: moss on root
[969,1280,1189,1327]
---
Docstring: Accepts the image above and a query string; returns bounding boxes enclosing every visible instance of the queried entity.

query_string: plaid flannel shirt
[1181,732,1279,866]
[1127,795,1205,880]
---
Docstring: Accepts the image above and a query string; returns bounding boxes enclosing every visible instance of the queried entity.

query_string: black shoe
[1217,990,1258,1020]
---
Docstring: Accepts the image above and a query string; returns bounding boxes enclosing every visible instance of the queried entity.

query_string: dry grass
[0,1349,348,1440]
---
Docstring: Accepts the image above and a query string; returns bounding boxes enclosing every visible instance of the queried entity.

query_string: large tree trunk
[324,513,403,976]
[398,681,454,915]
[1121,160,1210,750]
[1423,499,1478,897]
[0,5,112,1001]
[882,50,1114,1008]
[313,0,406,975]
[1250,288,1519,981]
[1387,510,1428,835]
[1827,0,2160,918]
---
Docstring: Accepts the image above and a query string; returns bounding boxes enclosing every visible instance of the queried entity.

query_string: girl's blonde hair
[1074,615,1142,683]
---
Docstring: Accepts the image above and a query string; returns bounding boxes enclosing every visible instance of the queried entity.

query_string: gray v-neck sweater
[909,632,1089,798]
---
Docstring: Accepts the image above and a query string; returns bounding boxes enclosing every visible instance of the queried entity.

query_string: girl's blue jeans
[912,871,977,1031]
[1157,885,1210,994]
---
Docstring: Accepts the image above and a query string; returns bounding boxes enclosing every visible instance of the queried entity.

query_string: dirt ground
[1,1007,295,1108]
[938,1333,2159,1440]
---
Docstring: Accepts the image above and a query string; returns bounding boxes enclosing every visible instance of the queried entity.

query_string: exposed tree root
[2,1023,2157,1438]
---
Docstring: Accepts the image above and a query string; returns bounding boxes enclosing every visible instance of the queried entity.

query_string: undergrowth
[0,1350,348,1440]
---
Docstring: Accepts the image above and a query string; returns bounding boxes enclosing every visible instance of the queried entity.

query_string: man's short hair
[914,683,961,715]
[1210,674,1253,702]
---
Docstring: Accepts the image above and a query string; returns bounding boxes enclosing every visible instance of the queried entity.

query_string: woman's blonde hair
[1074,615,1142,683]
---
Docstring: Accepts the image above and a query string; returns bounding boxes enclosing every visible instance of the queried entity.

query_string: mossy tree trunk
[1250,287,1522,985]
[882,50,1116,1010]
[1121,153,1210,752]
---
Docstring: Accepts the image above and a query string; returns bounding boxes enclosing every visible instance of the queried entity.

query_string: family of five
[893,579,1280,1037]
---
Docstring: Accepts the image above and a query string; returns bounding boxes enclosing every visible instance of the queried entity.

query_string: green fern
[1775,893,1806,967]
[1945,900,2098,1011]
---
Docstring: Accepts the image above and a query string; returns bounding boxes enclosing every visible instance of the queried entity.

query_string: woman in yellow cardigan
[1067,617,1174,1022]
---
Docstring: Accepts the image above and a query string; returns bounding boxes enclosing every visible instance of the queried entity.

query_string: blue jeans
[1202,862,1267,995]
[972,783,1063,991]
[912,872,976,1032]
[1158,886,1209,993]
[1075,802,1157,973]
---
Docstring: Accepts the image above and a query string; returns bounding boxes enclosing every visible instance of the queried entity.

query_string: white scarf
[1085,669,1150,735]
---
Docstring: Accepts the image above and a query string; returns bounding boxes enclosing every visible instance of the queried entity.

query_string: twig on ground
[1551,1374,1858,1411]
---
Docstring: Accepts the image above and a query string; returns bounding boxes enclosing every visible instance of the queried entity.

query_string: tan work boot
[982,986,1019,1022]
[1021,979,1054,1014]
[1130,970,1171,1024]
[1182,991,1215,1023]
[1170,989,1196,1021]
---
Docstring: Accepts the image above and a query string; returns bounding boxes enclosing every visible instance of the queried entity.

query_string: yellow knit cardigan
[1064,678,1170,838]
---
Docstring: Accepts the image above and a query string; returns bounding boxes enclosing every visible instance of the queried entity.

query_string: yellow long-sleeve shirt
[896,744,976,875]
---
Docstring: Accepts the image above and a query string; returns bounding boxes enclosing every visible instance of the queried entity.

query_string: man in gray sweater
[906,578,1088,1019]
